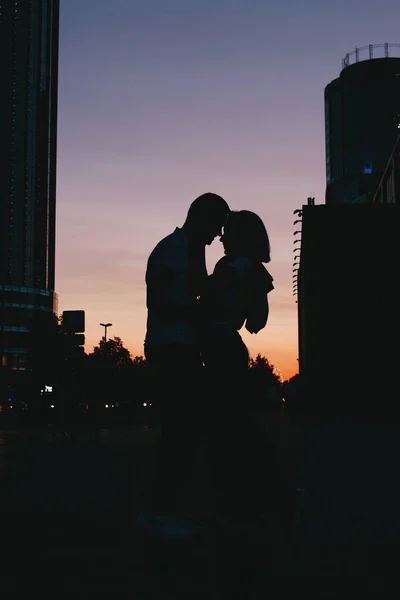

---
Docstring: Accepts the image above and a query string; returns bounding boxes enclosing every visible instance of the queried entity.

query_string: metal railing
[342,43,400,71]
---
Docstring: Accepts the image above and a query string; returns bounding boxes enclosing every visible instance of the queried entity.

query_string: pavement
[0,412,398,597]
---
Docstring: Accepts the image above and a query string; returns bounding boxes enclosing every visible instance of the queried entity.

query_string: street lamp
[100,322,112,342]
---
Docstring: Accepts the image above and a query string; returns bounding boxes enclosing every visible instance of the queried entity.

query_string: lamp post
[100,322,112,343]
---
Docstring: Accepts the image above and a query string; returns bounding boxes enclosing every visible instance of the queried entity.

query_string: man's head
[183,192,230,245]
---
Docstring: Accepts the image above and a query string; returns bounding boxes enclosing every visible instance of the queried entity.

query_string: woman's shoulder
[230,256,251,270]
[224,256,251,275]
[214,256,251,285]
[211,257,242,289]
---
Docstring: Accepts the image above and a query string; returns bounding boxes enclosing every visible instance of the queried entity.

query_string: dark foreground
[0,413,399,597]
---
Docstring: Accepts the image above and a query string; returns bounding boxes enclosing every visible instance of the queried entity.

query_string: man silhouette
[137,192,230,539]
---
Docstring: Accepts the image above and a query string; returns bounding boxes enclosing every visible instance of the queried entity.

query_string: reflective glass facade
[325,57,400,204]
[0,0,60,368]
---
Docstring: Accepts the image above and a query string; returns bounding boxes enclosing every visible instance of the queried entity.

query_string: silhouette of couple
[137,193,275,539]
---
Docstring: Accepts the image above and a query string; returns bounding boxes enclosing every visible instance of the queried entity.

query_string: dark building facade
[296,202,399,417]
[373,133,400,204]
[294,48,400,553]
[296,203,400,554]
[0,0,60,370]
[325,44,400,205]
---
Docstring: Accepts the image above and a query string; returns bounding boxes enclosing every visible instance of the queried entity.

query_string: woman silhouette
[198,210,289,529]
[200,209,273,374]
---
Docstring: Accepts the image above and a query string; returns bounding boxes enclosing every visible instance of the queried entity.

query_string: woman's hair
[224,210,271,263]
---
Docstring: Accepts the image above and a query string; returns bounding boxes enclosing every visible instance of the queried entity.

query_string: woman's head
[221,210,271,262]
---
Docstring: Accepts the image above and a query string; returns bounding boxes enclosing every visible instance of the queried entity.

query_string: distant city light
[50,404,55,409]
[273,366,283,383]
[105,404,109,408]
[143,402,148,407]
[363,161,373,174]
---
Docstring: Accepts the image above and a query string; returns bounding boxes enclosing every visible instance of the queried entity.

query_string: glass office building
[0,0,60,369]
[325,44,400,204]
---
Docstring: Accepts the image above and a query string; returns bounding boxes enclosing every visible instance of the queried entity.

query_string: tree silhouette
[89,336,132,369]
[249,353,282,408]
[282,373,301,409]
[250,353,273,370]
[132,355,146,367]
[83,337,133,411]
[249,353,281,382]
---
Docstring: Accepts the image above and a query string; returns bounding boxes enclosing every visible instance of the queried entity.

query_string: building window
[363,162,372,175]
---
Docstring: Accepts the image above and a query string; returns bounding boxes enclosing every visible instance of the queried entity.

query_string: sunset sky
[55,0,400,380]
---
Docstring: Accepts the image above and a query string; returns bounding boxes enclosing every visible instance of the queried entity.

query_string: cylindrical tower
[0,0,60,370]
[325,44,400,205]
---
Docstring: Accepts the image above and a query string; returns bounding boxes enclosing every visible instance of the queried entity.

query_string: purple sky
[55,0,400,380]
